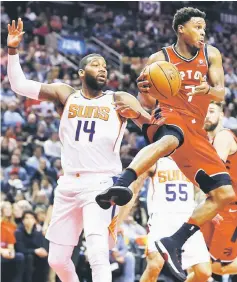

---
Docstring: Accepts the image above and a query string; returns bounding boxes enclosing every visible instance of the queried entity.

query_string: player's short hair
[79,54,104,70]
[210,101,224,111]
[172,7,206,33]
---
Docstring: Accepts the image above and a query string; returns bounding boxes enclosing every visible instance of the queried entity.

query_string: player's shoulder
[148,50,167,64]
[206,44,222,61]
[215,129,235,143]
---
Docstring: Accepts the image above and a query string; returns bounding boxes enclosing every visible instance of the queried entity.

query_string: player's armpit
[207,45,225,101]
[39,83,75,105]
[213,130,233,162]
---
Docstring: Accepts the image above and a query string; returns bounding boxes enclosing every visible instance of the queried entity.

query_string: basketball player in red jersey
[202,101,237,275]
[96,7,236,280]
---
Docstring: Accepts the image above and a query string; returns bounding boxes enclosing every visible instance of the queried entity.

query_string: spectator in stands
[24,7,37,22]
[3,101,25,127]
[12,202,23,225]
[121,215,146,242]
[110,228,136,282]
[44,131,61,159]
[1,201,25,282]
[15,210,49,282]
[1,80,16,103]
[26,145,50,171]
[1,5,10,24]
[223,107,237,130]
[23,113,38,136]
[4,154,29,186]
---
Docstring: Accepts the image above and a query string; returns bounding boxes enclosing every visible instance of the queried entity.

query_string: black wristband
[7,46,18,49]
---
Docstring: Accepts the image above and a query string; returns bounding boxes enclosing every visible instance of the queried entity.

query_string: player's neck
[208,123,224,139]
[81,85,103,99]
[175,39,198,59]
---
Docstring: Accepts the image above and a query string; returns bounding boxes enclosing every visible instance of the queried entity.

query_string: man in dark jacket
[15,210,49,282]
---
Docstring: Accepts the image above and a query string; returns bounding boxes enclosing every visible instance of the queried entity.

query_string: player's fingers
[8,23,12,34]
[137,80,150,89]
[12,20,16,31]
[116,105,130,112]
[17,18,23,32]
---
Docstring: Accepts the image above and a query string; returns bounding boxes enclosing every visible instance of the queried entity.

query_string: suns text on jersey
[68,104,110,121]
[156,170,191,183]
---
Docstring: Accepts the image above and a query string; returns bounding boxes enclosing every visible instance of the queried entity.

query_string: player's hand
[212,214,223,225]
[7,18,25,48]
[35,248,48,258]
[187,76,210,97]
[112,101,141,119]
[137,68,151,94]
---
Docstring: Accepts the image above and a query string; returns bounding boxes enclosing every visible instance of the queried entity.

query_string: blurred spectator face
[127,40,135,49]
[39,158,47,170]
[1,201,12,218]
[13,203,23,219]
[35,208,46,224]
[124,215,134,224]
[27,113,37,124]
[34,191,49,205]
[11,154,20,166]
[51,132,59,141]
[12,148,22,158]
[54,158,61,169]
[8,101,17,112]
[34,147,43,158]
[23,213,36,229]
[17,200,32,211]
[204,103,223,132]
[37,123,46,134]
[5,127,15,138]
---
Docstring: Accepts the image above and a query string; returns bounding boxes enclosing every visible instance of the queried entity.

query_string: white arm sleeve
[7,54,41,100]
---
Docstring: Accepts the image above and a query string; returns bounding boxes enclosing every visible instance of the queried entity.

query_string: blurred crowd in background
[1,1,237,282]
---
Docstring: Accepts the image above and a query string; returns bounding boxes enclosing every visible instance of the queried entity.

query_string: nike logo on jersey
[229,209,237,213]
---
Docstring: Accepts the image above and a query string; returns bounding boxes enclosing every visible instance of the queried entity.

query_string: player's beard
[85,73,106,91]
[204,121,218,132]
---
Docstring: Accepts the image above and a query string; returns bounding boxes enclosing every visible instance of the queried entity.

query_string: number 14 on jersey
[75,120,96,142]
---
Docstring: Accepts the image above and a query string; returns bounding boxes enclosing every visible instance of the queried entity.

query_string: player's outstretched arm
[114,91,151,129]
[7,18,75,105]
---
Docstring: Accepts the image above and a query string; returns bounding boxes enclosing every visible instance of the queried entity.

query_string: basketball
[143,61,181,100]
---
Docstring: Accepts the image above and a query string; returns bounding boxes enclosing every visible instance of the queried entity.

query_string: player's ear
[78,69,85,79]
[178,25,185,34]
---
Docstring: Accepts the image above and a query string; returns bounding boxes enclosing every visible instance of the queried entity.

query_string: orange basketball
[143,61,181,100]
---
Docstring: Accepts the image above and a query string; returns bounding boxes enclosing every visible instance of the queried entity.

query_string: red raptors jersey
[162,44,212,123]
